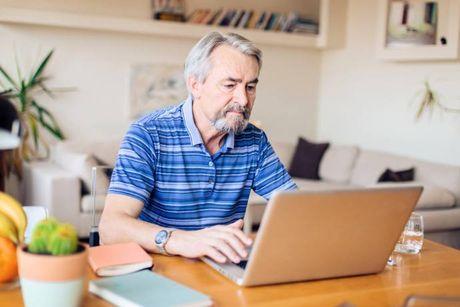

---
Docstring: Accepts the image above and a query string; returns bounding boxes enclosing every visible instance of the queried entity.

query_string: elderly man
[100,32,296,264]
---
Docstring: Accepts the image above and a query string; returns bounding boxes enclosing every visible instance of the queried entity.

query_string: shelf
[0,7,321,49]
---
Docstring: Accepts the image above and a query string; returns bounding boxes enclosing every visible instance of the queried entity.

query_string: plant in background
[0,50,70,160]
[415,80,460,121]
[28,218,78,256]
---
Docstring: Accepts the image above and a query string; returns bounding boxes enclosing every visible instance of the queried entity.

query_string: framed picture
[376,0,460,61]
[129,63,188,119]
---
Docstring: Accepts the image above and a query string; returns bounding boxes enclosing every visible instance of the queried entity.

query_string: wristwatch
[154,229,173,255]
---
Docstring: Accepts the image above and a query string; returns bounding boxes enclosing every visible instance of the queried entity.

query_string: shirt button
[208,161,214,167]
[208,179,213,184]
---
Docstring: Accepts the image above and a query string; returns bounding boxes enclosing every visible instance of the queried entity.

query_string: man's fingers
[205,246,226,263]
[212,231,248,259]
[229,219,244,229]
[220,224,252,246]
[207,238,241,263]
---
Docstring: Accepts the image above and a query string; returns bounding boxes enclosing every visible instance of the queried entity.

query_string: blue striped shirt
[108,96,297,230]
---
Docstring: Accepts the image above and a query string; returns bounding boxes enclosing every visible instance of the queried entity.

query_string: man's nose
[234,85,248,107]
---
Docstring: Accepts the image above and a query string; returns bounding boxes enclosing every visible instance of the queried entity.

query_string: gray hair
[184,32,262,90]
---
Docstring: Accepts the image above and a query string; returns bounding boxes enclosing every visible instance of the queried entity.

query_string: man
[100,32,297,264]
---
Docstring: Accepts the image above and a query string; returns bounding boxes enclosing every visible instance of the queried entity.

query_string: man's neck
[192,101,226,155]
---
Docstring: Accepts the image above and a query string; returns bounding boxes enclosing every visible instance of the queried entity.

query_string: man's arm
[99,194,252,263]
[252,132,298,199]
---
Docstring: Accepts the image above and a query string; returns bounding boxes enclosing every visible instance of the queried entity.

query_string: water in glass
[394,213,424,254]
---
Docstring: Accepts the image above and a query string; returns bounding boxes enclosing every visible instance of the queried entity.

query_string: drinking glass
[394,213,424,254]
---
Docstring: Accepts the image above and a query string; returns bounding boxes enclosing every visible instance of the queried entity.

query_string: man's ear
[187,75,202,100]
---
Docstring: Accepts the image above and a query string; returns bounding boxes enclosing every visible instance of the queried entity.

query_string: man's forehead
[210,45,258,66]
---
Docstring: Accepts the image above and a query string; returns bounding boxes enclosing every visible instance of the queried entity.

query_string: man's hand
[165,219,252,263]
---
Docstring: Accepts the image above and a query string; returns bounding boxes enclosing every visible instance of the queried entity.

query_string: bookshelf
[0,0,347,49]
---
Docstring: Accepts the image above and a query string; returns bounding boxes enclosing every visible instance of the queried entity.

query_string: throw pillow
[377,168,415,183]
[288,137,330,180]
[54,150,110,195]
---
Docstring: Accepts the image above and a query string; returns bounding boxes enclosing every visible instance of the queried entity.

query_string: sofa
[247,142,460,249]
[22,138,460,249]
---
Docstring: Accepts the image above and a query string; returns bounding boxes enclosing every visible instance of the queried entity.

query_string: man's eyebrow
[225,77,259,84]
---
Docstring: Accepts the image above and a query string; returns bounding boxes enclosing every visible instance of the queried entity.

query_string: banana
[0,192,27,243]
[0,211,18,244]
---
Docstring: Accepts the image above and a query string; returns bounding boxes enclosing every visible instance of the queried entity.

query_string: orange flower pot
[17,243,88,307]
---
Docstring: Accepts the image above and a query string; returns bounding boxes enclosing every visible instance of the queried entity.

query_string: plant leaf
[37,82,55,99]
[28,113,40,150]
[0,65,19,90]
[28,49,54,87]
[31,100,65,140]
[0,89,12,96]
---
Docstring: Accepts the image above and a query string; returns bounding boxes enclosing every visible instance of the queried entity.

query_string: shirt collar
[182,95,234,150]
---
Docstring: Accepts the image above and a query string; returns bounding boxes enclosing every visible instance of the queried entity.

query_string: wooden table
[2,240,460,306]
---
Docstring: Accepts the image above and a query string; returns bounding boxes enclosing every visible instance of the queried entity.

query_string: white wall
[0,1,320,146]
[317,0,460,166]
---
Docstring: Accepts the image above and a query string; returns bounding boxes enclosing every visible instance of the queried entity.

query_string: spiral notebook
[89,270,212,307]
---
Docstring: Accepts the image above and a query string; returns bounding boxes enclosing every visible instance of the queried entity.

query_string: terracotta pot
[17,243,88,307]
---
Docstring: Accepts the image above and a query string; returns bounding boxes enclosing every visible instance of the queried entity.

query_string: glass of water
[394,213,424,254]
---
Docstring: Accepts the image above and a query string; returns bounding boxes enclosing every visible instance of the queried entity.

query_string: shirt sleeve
[252,132,298,200]
[108,123,157,204]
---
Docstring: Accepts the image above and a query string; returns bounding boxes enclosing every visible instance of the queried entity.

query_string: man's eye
[224,84,235,89]
[247,85,256,92]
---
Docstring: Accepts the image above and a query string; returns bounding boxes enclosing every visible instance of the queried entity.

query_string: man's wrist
[164,229,181,256]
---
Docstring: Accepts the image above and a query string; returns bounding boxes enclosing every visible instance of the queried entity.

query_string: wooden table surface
[2,240,460,307]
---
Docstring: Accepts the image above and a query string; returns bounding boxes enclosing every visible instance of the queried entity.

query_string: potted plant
[0,49,71,160]
[17,218,88,307]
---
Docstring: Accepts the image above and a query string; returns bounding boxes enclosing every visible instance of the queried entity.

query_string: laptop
[202,186,423,286]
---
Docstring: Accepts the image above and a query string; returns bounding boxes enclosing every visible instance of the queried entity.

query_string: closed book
[88,242,153,277]
[89,270,212,307]
[238,10,253,28]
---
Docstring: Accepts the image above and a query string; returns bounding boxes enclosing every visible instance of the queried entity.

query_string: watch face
[155,230,168,245]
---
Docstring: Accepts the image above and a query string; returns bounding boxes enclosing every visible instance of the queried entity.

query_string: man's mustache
[223,103,251,120]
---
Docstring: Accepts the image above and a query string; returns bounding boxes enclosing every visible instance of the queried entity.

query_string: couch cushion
[53,138,122,167]
[319,145,359,184]
[372,182,456,209]
[53,147,110,195]
[377,168,415,182]
[288,137,330,180]
[350,149,460,203]
[415,207,460,232]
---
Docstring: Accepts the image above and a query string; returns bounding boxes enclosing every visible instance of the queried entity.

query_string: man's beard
[211,102,251,134]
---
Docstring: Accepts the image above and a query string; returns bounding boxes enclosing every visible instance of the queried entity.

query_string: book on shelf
[246,11,261,29]
[264,13,280,30]
[88,242,153,277]
[90,270,212,307]
[229,9,245,27]
[152,0,186,21]
[255,12,267,29]
[219,9,237,27]
[202,9,221,25]
[237,10,253,28]
[259,12,272,30]
[213,8,229,26]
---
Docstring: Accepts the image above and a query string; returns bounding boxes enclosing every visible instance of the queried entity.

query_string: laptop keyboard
[237,260,248,269]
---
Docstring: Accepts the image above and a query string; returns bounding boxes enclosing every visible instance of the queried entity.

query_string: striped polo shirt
[108,96,297,230]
